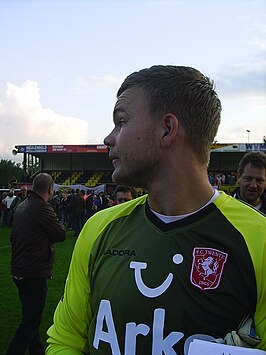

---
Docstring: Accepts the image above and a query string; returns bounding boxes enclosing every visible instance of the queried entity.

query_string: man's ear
[48,186,54,197]
[161,114,179,147]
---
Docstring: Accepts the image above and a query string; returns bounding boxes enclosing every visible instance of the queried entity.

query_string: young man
[232,151,266,214]
[7,173,66,355]
[113,185,136,205]
[46,66,266,354]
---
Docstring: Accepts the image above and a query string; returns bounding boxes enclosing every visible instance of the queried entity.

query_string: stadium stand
[11,143,266,191]
[46,170,113,187]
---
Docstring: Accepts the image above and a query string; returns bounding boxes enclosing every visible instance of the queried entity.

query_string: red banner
[47,145,108,153]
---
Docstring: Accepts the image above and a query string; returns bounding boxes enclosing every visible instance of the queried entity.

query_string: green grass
[0,225,77,354]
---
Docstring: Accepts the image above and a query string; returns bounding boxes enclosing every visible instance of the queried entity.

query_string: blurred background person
[113,185,136,205]
[232,151,266,213]
[2,189,16,226]
[59,190,68,225]
[7,173,66,355]
[69,188,84,237]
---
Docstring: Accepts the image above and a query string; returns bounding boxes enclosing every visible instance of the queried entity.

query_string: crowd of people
[208,171,237,187]
[0,184,139,232]
[0,186,28,227]
[1,165,264,230]
[48,186,138,236]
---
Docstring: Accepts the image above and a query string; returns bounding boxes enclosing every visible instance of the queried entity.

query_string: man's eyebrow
[113,107,127,121]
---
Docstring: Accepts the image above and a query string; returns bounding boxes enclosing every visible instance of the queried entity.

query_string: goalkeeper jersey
[46,191,266,355]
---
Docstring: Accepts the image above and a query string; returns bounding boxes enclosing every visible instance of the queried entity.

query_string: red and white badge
[190,247,228,290]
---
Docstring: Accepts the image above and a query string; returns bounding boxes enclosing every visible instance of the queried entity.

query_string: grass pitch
[0,225,77,353]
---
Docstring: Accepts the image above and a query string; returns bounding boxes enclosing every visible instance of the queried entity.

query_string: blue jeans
[60,209,66,225]
[6,277,48,355]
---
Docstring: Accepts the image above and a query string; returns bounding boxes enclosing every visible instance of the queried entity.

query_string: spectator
[2,189,16,226]
[47,65,266,353]
[232,151,266,213]
[97,192,110,210]
[65,189,75,229]
[227,172,237,186]
[49,191,61,218]
[19,185,28,202]
[207,172,214,185]
[7,173,66,354]
[10,185,28,213]
[59,191,68,225]
[113,185,136,205]
[69,188,84,237]
[220,172,226,185]
[0,191,7,225]
[91,194,100,215]
[80,190,87,225]
[214,173,222,188]
[85,190,94,220]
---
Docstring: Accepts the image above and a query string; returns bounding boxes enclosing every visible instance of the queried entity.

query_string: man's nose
[103,133,112,147]
[104,129,115,147]
[250,179,258,187]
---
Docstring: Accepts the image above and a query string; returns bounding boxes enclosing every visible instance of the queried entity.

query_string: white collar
[151,189,220,223]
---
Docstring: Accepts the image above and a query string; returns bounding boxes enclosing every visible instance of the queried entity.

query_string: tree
[0,159,24,188]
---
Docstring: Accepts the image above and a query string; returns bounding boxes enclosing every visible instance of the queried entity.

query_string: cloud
[248,34,266,51]
[72,74,121,95]
[215,62,266,98]
[247,23,266,50]
[215,14,266,98]
[216,100,266,143]
[216,121,266,143]
[0,80,90,161]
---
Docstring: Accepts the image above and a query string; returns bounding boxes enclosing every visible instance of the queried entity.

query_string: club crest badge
[190,247,228,290]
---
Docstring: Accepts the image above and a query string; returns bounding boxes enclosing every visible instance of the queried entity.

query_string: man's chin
[245,196,260,206]
[112,171,125,185]
[112,170,135,187]
[246,191,259,199]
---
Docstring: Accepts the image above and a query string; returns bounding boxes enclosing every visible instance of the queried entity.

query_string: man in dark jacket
[7,173,66,355]
[232,151,266,214]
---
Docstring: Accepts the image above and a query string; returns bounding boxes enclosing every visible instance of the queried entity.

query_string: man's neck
[147,175,214,216]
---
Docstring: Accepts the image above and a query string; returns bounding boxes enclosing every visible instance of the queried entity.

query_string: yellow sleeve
[46,196,147,354]
[215,193,266,349]
[254,236,266,350]
[46,224,94,354]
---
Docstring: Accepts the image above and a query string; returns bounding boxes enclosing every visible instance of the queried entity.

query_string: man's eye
[256,179,265,184]
[119,119,126,125]
[243,177,252,182]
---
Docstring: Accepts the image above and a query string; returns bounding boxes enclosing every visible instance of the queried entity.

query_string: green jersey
[47,192,266,354]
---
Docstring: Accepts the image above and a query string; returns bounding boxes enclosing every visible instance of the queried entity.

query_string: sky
[0,0,265,163]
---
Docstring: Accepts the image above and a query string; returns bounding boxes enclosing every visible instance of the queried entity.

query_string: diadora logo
[190,247,228,290]
[105,249,136,257]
